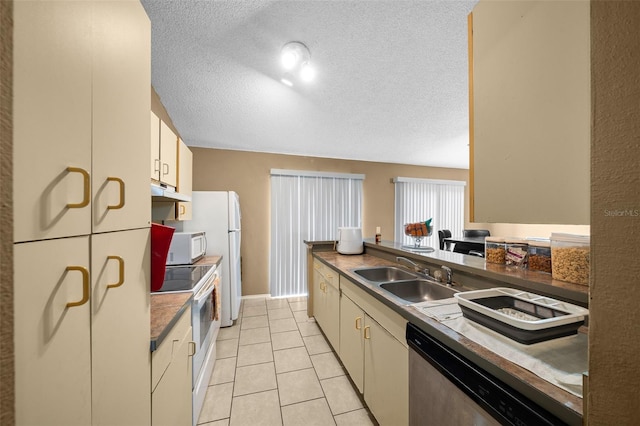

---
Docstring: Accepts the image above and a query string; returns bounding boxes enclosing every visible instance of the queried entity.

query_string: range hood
[151,184,191,202]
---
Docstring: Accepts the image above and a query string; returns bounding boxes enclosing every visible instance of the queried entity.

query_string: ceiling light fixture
[280,41,315,86]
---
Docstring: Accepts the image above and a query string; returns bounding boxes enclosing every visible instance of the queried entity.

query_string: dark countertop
[150,256,223,352]
[150,292,192,352]
[312,247,585,425]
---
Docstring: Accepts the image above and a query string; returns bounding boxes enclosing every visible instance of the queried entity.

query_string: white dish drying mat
[412,298,587,398]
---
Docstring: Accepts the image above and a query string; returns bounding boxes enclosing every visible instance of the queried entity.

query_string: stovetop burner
[153,264,214,293]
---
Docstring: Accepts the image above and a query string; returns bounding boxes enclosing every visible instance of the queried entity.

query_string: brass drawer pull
[364,326,371,340]
[106,255,125,289]
[66,266,89,308]
[355,316,362,330]
[66,167,90,209]
[106,177,125,210]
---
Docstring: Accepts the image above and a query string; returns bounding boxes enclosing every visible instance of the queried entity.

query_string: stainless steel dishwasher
[406,323,566,426]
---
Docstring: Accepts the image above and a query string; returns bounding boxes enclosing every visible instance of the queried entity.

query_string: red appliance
[151,223,175,292]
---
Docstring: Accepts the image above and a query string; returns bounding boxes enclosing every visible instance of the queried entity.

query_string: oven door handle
[194,274,218,303]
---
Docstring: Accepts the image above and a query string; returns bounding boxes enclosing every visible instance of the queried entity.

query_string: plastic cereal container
[527,239,552,273]
[485,237,506,264]
[551,233,590,285]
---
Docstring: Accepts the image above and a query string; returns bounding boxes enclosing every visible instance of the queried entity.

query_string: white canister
[336,227,364,255]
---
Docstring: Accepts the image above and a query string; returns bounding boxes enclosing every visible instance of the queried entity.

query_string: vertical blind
[394,177,466,248]
[270,169,364,297]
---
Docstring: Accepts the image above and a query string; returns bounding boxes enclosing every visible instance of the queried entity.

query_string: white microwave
[167,231,207,265]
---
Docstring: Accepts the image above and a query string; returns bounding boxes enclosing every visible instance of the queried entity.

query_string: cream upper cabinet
[13,0,150,243]
[91,228,151,426]
[15,236,92,426]
[13,0,93,242]
[159,120,178,188]
[176,139,193,220]
[470,0,590,224]
[91,1,151,234]
[150,111,161,181]
[150,112,179,189]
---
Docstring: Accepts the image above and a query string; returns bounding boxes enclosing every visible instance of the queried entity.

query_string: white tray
[454,288,588,331]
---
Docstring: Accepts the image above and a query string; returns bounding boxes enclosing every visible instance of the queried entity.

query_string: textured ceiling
[141,0,478,169]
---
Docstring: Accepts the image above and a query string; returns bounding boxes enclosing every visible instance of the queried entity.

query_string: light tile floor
[197,296,377,426]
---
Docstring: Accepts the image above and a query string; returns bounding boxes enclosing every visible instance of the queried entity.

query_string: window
[270,169,364,297]
[394,177,466,249]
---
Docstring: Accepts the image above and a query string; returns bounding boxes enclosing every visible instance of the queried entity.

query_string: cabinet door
[91,228,151,426]
[92,0,151,233]
[151,111,161,181]
[14,237,91,426]
[13,0,92,242]
[312,269,325,327]
[324,281,341,353]
[160,121,178,188]
[364,316,408,426]
[176,139,193,220]
[152,325,193,426]
[471,1,590,224]
[339,294,364,393]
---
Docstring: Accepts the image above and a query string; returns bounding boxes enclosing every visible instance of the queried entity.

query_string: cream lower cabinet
[91,229,151,425]
[363,316,408,426]
[312,260,340,352]
[14,228,151,426]
[339,276,409,426]
[152,307,193,426]
[15,237,92,426]
[339,294,365,393]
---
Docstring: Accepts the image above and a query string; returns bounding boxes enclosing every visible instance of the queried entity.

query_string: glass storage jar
[505,238,528,267]
[527,239,552,273]
[551,233,590,286]
[485,237,506,264]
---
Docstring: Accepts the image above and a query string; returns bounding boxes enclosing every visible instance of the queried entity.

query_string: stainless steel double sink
[350,266,457,304]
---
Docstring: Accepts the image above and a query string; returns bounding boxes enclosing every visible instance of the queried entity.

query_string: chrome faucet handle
[441,265,453,286]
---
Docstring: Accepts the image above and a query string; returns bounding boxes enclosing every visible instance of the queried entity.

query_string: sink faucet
[441,265,453,286]
[396,257,430,277]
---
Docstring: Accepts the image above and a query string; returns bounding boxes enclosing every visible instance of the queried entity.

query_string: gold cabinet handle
[355,316,362,330]
[162,162,169,176]
[189,341,196,357]
[154,158,161,173]
[66,167,90,209]
[106,255,125,289]
[66,266,89,308]
[106,177,125,210]
[179,204,186,215]
[364,326,371,340]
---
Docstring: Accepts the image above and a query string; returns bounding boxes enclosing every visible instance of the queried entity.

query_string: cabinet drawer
[313,259,338,290]
[151,306,191,391]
